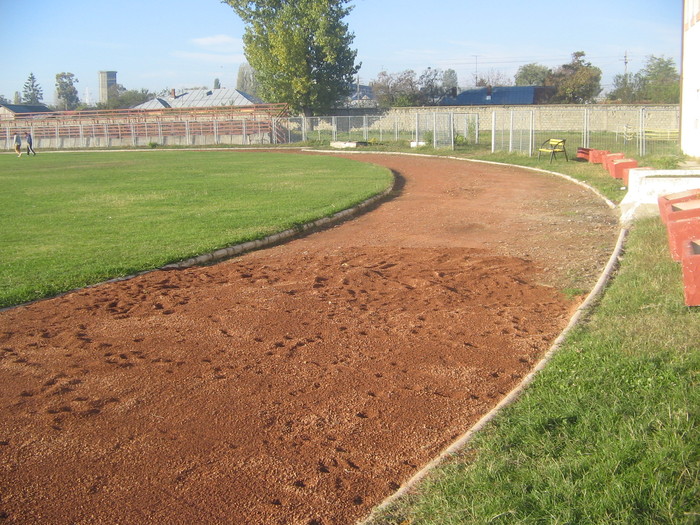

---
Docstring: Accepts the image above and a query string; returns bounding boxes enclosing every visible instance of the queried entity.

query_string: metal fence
[271,113,480,148]
[3,106,679,157]
[491,106,680,157]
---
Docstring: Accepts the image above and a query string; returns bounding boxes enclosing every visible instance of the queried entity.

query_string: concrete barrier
[666,215,700,261]
[610,159,638,181]
[620,169,700,223]
[589,149,610,163]
[603,153,625,174]
[682,240,700,306]
[658,189,700,224]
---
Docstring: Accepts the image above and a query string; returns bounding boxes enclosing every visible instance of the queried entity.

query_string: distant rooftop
[440,86,554,106]
[133,88,264,110]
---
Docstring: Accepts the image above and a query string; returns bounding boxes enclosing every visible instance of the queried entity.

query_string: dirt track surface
[0,153,619,524]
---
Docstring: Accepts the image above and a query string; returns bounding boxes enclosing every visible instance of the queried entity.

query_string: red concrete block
[576,147,592,161]
[668,199,700,223]
[589,149,610,163]
[666,215,700,261]
[604,153,625,175]
[681,240,700,306]
[610,159,638,181]
[658,188,700,224]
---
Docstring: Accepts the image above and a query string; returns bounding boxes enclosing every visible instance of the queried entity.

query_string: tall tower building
[99,71,117,104]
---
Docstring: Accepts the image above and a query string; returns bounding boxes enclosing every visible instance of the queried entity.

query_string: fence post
[639,107,646,156]
[529,110,534,157]
[508,110,514,152]
[491,111,496,153]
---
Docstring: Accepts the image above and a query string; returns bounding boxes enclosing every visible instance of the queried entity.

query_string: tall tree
[55,72,80,110]
[370,70,419,108]
[636,55,680,103]
[418,67,442,105]
[442,69,459,94]
[607,72,638,103]
[514,63,550,86]
[223,0,360,115]
[547,51,602,104]
[607,55,680,104]
[236,62,260,96]
[22,73,43,104]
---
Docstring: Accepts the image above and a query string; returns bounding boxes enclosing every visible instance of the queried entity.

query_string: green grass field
[0,150,392,308]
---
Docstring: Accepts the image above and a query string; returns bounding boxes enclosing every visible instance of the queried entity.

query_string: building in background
[99,71,117,105]
[439,85,554,106]
[681,0,700,157]
[0,103,52,120]
[132,88,263,110]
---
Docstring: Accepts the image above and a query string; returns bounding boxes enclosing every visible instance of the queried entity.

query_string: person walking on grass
[25,131,36,155]
[12,132,22,157]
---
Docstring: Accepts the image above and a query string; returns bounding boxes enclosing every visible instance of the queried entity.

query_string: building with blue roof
[440,86,554,106]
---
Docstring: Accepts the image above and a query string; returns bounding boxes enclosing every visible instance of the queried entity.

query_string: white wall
[681,0,700,157]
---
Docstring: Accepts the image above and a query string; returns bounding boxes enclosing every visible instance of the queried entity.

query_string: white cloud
[191,34,243,52]
[171,51,245,64]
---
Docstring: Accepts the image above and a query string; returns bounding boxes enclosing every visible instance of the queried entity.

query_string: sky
[0,0,683,106]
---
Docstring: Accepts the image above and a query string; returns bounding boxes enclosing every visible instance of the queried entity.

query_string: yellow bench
[537,138,568,163]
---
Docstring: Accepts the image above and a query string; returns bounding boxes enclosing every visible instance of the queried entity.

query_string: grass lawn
[366,154,699,524]
[0,150,392,308]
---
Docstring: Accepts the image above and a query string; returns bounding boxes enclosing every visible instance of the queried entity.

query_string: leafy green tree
[607,56,680,104]
[547,51,602,104]
[636,55,680,103]
[22,73,43,104]
[0,94,9,105]
[214,78,221,89]
[607,73,639,103]
[514,63,550,86]
[223,0,359,116]
[55,72,80,110]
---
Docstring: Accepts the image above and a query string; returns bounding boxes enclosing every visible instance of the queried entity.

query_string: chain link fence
[3,106,678,157]
[491,106,680,157]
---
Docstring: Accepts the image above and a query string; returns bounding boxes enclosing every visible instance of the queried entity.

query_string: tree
[474,69,512,87]
[418,67,442,105]
[0,94,9,105]
[55,72,80,110]
[96,84,154,109]
[514,63,550,86]
[607,73,638,103]
[442,69,459,95]
[370,70,420,108]
[236,62,260,96]
[547,51,602,104]
[22,73,43,104]
[636,55,680,103]
[214,78,221,89]
[606,56,679,104]
[223,0,360,115]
